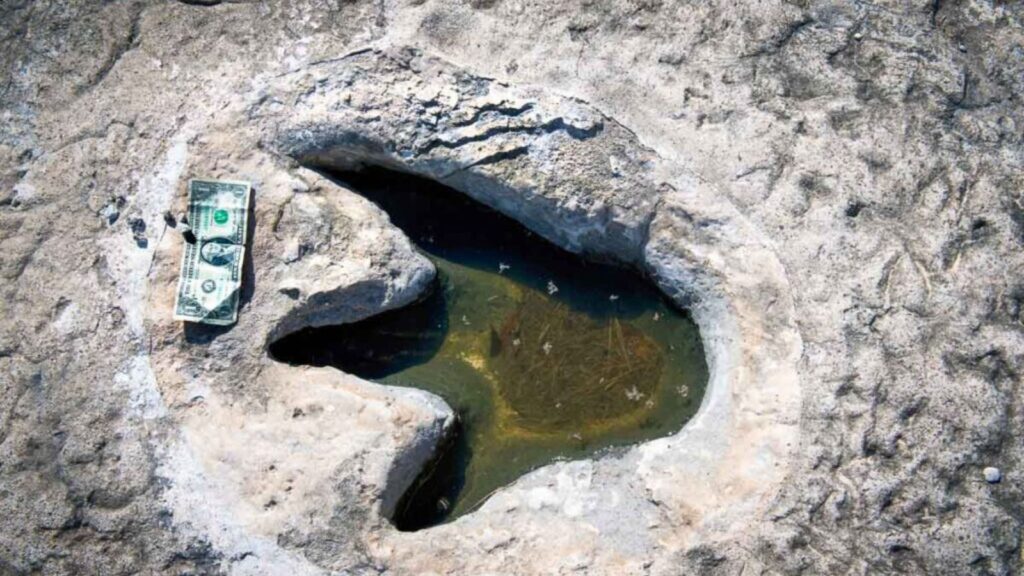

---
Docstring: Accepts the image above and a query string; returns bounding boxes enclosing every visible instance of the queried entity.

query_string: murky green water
[270,169,708,530]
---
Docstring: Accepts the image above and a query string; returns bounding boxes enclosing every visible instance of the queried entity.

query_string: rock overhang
[265,47,659,266]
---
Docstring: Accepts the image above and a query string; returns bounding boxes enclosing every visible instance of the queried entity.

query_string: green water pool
[270,169,708,530]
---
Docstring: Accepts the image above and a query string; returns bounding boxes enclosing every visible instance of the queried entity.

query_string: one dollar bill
[173,178,252,326]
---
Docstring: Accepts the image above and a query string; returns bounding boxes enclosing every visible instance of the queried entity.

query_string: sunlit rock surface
[1,1,1021,574]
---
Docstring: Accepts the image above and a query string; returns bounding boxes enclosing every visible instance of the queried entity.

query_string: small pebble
[983,467,1001,484]
[853,31,863,41]
[129,218,146,236]
[129,218,148,248]
[99,203,120,225]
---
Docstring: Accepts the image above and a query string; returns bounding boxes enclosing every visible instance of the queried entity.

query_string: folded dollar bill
[173,178,252,326]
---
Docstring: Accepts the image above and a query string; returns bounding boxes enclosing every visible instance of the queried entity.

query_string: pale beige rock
[1,1,1022,575]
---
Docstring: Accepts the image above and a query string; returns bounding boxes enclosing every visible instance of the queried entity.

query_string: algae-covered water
[270,170,708,531]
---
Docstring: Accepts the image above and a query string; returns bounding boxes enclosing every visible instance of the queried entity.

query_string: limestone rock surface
[1,1,1022,575]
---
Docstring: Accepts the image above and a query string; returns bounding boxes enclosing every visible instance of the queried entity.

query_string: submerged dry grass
[489,290,664,435]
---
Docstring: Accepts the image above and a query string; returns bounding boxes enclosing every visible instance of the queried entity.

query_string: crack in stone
[438,145,530,179]
[741,15,815,59]
[417,116,604,156]
[448,101,536,127]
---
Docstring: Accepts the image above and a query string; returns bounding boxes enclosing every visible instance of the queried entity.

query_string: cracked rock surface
[1,1,1023,575]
